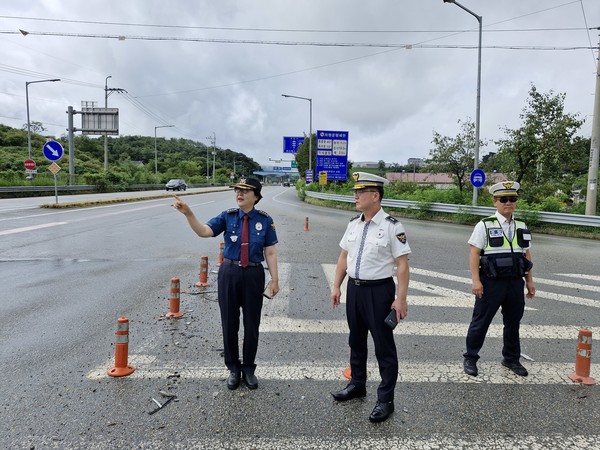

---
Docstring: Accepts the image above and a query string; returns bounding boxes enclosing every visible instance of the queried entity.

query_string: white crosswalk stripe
[88,262,596,387]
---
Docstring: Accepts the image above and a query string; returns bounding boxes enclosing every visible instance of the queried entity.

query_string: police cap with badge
[489,180,520,200]
[231,177,263,203]
[352,172,389,199]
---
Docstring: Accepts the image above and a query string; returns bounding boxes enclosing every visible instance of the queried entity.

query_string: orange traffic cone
[166,277,184,319]
[195,256,209,287]
[568,328,596,385]
[108,317,135,377]
[304,217,309,231]
[343,366,352,380]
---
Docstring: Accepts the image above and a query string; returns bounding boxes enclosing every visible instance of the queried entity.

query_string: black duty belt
[349,277,392,287]
[222,258,263,267]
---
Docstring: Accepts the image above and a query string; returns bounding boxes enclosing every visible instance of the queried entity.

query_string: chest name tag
[488,228,503,238]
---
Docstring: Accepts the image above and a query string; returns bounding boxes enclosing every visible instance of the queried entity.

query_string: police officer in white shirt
[330,172,411,423]
[463,181,536,378]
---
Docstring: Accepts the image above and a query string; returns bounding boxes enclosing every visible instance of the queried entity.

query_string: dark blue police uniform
[207,207,278,375]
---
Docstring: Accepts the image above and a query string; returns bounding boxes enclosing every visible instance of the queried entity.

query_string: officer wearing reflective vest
[463,181,536,378]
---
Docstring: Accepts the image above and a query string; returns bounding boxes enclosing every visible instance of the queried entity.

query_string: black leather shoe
[331,384,366,401]
[501,359,528,376]
[463,358,478,376]
[227,371,241,390]
[242,372,258,390]
[369,400,394,423]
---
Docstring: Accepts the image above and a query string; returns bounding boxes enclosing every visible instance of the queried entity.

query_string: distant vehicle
[282,182,291,187]
[165,179,187,191]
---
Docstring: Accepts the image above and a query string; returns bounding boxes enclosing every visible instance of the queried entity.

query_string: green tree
[294,133,316,177]
[21,121,46,134]
[426,119,483,193]
[494,85,583,185]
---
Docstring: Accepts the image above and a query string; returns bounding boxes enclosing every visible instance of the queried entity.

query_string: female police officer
[172,177,279,390]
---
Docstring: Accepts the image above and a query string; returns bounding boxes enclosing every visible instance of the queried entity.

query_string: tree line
[0,125,261,190]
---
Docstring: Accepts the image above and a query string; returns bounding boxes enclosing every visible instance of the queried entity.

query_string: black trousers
[217,263,265,374]
[346,278,398,403]
[464,274,525,362]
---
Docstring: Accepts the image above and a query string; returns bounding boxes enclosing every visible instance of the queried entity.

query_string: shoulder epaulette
[226,208,238,214]
[257,210,271,218]
[385,215,399,224]
[350,215,360,222]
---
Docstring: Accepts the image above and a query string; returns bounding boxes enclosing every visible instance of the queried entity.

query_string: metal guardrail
[305,191,600,228]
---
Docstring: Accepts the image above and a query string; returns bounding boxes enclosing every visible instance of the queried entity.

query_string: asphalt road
[1,186,599,449]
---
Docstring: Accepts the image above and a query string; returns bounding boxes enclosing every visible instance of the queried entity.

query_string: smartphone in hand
[384,309,398,329]
[263,280,273,299]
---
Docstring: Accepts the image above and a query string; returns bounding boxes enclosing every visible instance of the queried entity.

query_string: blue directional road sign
[283,136,305,154]
[43,140,64,161]
[470,168,486,188]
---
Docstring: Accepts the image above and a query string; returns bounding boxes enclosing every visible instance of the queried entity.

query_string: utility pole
[104,76,126,171]
[585,40,600,216]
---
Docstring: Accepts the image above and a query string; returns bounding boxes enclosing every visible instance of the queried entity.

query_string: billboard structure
[80,101,119,135]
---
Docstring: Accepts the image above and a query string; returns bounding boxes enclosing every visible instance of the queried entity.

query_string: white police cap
[352,172,390,190]
[489,180,520,197]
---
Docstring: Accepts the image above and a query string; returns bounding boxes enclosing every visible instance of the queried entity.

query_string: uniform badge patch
[396,232,407,244]
[230,235,238,242]
[488,228,503,238]
[270,223,276,230]
[255,222,263,231]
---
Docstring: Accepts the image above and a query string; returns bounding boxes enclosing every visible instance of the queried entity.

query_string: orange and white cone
[216,242,224,267]
[108,317,135,377]
[166,277,184,319]
[304,217,309,231]
[195,256,209,287]
[568,328,596,385]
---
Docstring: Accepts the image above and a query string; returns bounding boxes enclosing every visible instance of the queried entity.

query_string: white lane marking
[409,267,599,309]
[557,273,600,282]
[87,356,598,385]
[260,316,587,340]
[0,222,67,236]
[321,264,538,310]
[24,435,600,450]
[535,275,600,293]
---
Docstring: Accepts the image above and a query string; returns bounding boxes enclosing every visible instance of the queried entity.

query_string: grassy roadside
[38,189,226,209]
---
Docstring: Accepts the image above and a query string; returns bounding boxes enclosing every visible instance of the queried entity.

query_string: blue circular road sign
[470,169,486,188]
[43,140,64,161]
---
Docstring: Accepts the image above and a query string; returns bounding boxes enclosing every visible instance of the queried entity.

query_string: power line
[3,29,597,50]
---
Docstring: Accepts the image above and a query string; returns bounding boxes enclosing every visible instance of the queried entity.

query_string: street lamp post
[154,125,174,186]
[25,78,60,160]
[206,132,216,180]
[282,94,312,179]
[443,0,482,206]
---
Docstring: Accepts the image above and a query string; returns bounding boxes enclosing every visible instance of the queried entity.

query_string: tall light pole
[282,94,312,180]
[443,0,482,206]
[206,132,216,180]
[154,125,174,186]
[103,77,127,171]
[26,78,60,160]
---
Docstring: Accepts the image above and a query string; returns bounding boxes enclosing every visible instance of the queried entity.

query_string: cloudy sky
[1,0,598,167]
